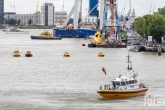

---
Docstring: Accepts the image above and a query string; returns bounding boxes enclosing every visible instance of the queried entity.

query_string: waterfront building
[0,0,4,25]
[4,13,40,26]
[41,3,54,26]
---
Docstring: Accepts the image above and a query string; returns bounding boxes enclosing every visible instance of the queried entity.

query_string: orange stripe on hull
[97,88,148,99]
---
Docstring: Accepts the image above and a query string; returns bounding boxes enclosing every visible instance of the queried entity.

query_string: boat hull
[25,54,33,57]
[127,45,143,52]
[31,35,62,40]
[88,43,126,48]
[97,88,148,99]
[13,54,21,57]
[53,29,96,38]
[6,31,29,34]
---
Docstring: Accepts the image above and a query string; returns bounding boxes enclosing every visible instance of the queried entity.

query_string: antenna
[129,0,132,15]
[153,4,155,14]
[13,2,16,13]
[10,2,13,12]
[149,4,152,14]
[126,54,131,70]
[62,0,64,11]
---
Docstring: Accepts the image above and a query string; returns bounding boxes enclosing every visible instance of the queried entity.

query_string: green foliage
[18,19,21,25]
[134,14,165,43]
[5,18,17,26]
[134,17,146,36]
[157,6,165,16]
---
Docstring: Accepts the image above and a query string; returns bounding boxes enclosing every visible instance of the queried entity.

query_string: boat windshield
[115,81,120,85]
[121,81,126,86]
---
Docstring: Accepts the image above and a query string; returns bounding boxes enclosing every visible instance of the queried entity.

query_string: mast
[126,54,131,70]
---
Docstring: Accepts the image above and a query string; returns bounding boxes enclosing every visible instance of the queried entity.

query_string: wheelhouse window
[126,81,129,84]
[135,80,137,83]
[132,80,135,83]
[115,81,120,85]
[121,81,126,86]
[129,80,132,84]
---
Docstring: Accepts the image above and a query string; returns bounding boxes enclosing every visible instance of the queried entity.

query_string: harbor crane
[13,2,16,13]
[36,1,40,26]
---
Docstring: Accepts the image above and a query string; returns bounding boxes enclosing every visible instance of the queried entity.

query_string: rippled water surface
[0,29,165,110]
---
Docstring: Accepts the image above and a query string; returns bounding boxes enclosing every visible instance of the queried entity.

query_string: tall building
[41,3,54,26]
[0,0,4,25]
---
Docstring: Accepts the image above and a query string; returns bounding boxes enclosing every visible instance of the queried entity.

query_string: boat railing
[99,85,111,90]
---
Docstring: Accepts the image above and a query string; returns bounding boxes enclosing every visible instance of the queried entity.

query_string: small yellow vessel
[97,54,148,99]
[98,52,104,57]
[13,49,21,57]
[63,52,70,57]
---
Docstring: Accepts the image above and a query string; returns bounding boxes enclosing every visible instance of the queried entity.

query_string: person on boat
[102,67,106,75]
[112,81,116,90]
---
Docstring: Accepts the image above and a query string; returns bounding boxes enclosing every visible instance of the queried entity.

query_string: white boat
[97,54,148,99]
[5,26,29,34]
[126,36,142,52]
[6,31,29,34]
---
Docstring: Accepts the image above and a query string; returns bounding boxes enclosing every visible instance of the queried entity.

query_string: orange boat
[98,52,104,57]
[63,52,70,57]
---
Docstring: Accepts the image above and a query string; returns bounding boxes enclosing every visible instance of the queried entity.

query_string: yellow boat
[13,49,21,57]
[63,52,70,57]
[97,54,148,99]
[91,30,102,46]
[98,52,104,57]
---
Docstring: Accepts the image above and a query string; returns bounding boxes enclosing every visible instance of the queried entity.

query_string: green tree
[5,18,17,26]
[28,19,32,25]
[18,19,21,25]
[134,14,165,42]
[134,17,146,36]
[147,14,165,42]
[157,6,165,16]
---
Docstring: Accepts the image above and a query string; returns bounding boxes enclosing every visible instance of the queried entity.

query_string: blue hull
[31,35,62,40]
[53,29,96,38]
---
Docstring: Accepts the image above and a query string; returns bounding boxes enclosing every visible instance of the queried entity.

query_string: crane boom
[13,2,16,13]
[36,1,40,26]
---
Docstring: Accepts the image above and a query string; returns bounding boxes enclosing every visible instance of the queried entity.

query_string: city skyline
[4,0,165,17]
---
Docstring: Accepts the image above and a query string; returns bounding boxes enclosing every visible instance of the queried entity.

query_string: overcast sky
[4,0,165,17]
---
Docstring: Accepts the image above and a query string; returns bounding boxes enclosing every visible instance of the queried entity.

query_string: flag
[129,65,133,70]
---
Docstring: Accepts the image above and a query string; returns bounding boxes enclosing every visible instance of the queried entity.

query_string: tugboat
[25,51,33,57]
[88,30,126,48]
[63,52,70,57]
[31,31,62,40]
[97,54,148,99]
[98,52,104,57]
[13,49,21,57]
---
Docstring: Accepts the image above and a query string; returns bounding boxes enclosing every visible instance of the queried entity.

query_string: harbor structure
[40,3,54,26]
[0,0,4,25]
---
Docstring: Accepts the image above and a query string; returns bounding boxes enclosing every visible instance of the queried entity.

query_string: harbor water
[0,29,165,110]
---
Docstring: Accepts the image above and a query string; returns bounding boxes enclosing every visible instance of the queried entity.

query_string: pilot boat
[13,49,21,57]
[97,54,148,99]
